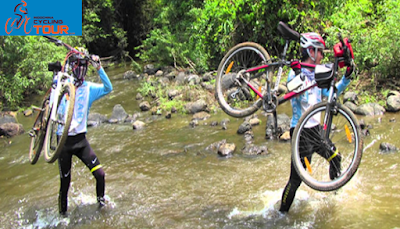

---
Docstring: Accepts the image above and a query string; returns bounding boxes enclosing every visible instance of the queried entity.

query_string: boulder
[132,120,146,130]
[110,104,129,123]
[237,121,251,134]
[386,94,400,112]
[242,144,268,156]
[354,103,385,116]
[0,113,17,125]
[88,113,108,127]
[139,101,151,111]
[343,91,358,104]
[379,142,398,153]
[218,142,236,157]
[185,99,207,114]
[192,111,211,121]
[0,123,24,137]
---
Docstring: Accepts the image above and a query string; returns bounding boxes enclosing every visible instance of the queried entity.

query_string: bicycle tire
[43,82,75,163]
[29,92,51,165]
[216,42,271,118]
[291,102,363,191]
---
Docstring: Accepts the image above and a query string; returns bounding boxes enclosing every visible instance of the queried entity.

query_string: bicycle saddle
[48,61,62,72]
[277,21,300,41]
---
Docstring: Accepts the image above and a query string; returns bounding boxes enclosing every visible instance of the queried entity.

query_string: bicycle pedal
[28,130,36,137]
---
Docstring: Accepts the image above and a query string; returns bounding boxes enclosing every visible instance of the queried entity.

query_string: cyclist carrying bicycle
[279,32,355,213]
[57,48,113,216]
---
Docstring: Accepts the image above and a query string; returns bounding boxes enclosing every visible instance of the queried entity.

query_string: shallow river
[1,67,400,229]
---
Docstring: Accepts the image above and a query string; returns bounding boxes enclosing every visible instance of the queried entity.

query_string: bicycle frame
[48,72,74,128]
[239,49,347,136]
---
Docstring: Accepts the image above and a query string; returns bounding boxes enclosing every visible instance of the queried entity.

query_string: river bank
[1,66,400,228]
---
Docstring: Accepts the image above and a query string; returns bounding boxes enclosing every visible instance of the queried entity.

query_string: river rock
[168,89,180,100]
[144,64,158,75]
[123,70,138,80]
[189,119,199,128]
[354,103,385,116]
[88,113,108,127]
[220,73,237,90]
[139,101,151,111]
[175,72,187,85]
[386,94,400,112]
[192,111,210,121]
[201,83,214,92]
[237,121,251,134]
[379,142,398,153]
[185,99,207,114]
[280,131,291,141]
[220,118,230,126]
[132,120,146,130]
[242,144,268,156]
[218,142,236,157]
[0,113,17,125]
[188,74,201,85]
[244,130,254,144]
[110,104,129,123]
[155,70,163,77]
[210,121,218,126]
[344,101,358,112]
[265,113,290,139]
[24,109,33,117]
[343,91,358,104]
[249,117,261,126]
[125,113,140,123]
[278,84,288,95]
[205,139,226,152]
[387,90,400,98]
[0,123,24,137]
[136,93,143,100]
[158,77,170,87]
[165,70,178,81]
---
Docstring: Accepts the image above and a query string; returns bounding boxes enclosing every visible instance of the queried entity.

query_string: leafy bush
[138,0,347,72]
[0,36,82,109]
[326,0,400,78]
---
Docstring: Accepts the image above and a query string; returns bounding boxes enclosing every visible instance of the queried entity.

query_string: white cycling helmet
[300,32,326,62]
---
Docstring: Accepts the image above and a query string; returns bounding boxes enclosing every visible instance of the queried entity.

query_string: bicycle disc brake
[263,94,278,113]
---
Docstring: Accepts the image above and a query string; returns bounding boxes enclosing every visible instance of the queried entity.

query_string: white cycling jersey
[287,67,350,128]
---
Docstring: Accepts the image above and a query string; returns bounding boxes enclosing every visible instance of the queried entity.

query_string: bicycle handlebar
[43,36,86,57]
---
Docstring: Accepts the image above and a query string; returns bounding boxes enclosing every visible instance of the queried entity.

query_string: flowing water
[1,67,400,229]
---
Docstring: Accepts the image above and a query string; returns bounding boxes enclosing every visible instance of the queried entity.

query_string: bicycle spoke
[216,43,271,117]
[292,102,363,191]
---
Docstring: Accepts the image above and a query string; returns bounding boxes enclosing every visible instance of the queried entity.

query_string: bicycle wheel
[216,42,271,118]
[29,97,50,164]
[43,82,75,163]
[291,102,363,191]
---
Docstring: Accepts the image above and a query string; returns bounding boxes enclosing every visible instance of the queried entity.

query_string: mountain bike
[215,21,363,191]
[29,36,92,164]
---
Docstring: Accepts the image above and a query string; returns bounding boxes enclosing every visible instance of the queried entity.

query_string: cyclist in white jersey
[57,48,113,216]
[279,32,354,213]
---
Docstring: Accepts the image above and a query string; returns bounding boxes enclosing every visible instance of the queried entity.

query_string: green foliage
[0,36,82,109]
[326,0,400,78]
[138,0,347,71]
[137,81,155,96]
[82,0,127,58]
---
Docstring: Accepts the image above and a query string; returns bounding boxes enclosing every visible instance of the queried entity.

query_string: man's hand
[345,61,355,79]
[90,55,101,70]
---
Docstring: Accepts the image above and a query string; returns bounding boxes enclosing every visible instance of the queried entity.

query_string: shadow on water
[1,66,400,228]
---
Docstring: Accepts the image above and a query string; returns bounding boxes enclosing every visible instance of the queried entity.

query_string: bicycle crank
[263,94,278,113]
